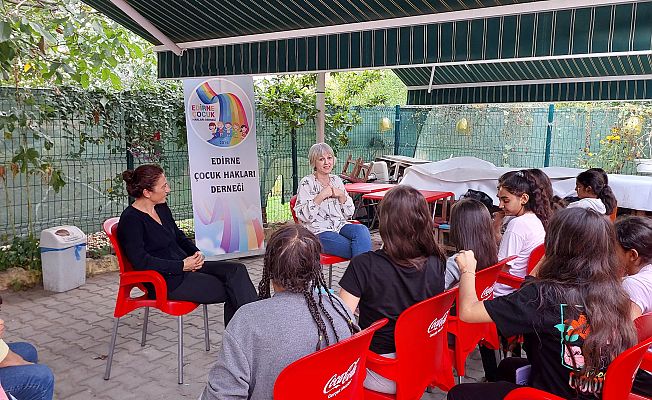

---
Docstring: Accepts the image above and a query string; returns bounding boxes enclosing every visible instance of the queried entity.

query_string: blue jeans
[318,223,372,259]
[1,342,54,400]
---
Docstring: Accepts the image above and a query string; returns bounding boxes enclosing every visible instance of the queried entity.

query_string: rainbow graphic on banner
[196,82,249,147]
[195,197,264,254]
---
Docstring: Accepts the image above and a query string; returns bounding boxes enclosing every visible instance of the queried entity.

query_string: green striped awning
[407,79,652,104]
[82,0,544,45]
[83,0,652,102]
[155,2,652,79]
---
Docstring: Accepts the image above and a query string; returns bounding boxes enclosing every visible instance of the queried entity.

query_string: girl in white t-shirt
[614,215,652,319]
[493,170,550,297]
[567,168,617,216]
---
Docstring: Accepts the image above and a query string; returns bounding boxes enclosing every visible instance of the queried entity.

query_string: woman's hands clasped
[183,251,205,272]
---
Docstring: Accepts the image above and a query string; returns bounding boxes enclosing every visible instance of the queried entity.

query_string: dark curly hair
[122,164,164,198]
[498,169,552,229]
[258,224,355,350]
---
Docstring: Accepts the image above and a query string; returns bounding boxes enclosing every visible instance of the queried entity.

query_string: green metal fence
[1,86,650,243]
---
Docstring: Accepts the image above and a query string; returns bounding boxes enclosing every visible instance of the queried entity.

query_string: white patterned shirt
[294,174,355,235]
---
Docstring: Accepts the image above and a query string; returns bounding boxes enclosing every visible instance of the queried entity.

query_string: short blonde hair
[308,142,336,170]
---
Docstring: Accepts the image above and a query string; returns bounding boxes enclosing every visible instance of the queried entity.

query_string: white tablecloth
[400,157,652,211]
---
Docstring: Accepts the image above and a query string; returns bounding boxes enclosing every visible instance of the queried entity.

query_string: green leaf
[0,21,11,42]
[80,73,90,88]
[50,169,66,193]
[28,21,57,43]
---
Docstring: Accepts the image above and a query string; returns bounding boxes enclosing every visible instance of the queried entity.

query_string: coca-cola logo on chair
[480,285,494,300]
[323,358,360,398]
[427,311,450,337]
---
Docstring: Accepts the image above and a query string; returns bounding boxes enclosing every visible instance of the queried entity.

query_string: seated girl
[567,168,617,215]
[445,198,498,289]
[338,185,446,394]
[446,198,500,381]
[201,224,356,400]
[448,208,638,400]
[615,215,652,319]
[493,170,550,297]
[294,142,372,259]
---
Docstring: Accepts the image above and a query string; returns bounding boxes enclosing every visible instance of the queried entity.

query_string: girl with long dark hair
[202,224,356,400]
[339,185,446,394]
[568,168,617,216]
[448,208,638,400]
[445,198,498,289]
[493,170,550,296]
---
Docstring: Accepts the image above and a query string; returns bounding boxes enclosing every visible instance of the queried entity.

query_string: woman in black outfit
[117,164,258,326]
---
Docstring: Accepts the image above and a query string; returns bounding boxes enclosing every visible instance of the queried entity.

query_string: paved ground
[2,255,486,400]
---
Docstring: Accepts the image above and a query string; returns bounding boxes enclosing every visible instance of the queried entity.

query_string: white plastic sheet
[401,157,652,211]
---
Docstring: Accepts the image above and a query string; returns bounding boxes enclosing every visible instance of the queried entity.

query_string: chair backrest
[371,161,389,182]
[289,195,299,223]
[601,334,652,399]
[609,204,618,222]
[635,312,652,342]
[451,256,518,354]
[103,217,133,273]
[391,288,458,398]
[273,318,388,400]
[527,244,545,274]
[476,256,518,301]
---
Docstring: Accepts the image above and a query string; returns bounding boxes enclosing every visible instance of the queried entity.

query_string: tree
[327,70,407,107]
[1,0,156,90]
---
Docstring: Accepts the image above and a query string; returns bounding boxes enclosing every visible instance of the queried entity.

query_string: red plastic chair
[290,195,352,287]
[364,288,458,399]
[273,318,388,400]
[447,256,518,383]
[505,313,652,400]
[103,217,209,384]
[497,243,545,289]
[635,313,652,378]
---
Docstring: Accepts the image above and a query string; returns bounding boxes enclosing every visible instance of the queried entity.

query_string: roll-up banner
[183,77,264,259]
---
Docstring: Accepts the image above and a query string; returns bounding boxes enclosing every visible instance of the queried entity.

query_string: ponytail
[577,169,616,215]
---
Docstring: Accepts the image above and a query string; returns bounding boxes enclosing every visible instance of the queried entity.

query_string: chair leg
[457,375,463,384]
[203,304,210,351]
[178,315,184,385]
[141,307,149,347]
[104,318,120,380]
[328,265,333,288]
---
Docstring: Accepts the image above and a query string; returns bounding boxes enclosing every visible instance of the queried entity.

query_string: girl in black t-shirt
[339,185,447,395]
[448,208,637,400]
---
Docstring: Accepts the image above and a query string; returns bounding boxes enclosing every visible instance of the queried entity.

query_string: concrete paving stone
[0,250,489,399]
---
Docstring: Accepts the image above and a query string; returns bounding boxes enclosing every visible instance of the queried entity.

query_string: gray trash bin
[40,226,87,292]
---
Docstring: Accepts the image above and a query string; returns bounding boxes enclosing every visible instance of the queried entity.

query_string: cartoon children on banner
[195,83,250,148]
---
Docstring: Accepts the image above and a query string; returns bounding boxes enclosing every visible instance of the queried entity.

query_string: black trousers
[447,357,527,400]
[167,260,258,326]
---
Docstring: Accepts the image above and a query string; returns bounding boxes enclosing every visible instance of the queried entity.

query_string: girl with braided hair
[339,185,447,394]
[201,224,356,400]
[493,170,549,297]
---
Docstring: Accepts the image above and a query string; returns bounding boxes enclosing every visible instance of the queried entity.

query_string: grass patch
[266,195,292,223]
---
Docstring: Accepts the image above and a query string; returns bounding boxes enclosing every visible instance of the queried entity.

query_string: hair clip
[516,171,525,177]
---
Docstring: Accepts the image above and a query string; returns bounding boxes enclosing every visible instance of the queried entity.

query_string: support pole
[544,103,555,167]
[316,72,326,143]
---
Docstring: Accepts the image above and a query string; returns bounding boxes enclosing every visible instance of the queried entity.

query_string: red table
[362,188,455,227]
[344,182,396,194]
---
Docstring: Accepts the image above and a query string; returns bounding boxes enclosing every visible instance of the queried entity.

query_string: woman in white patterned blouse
[293,143,372,259]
